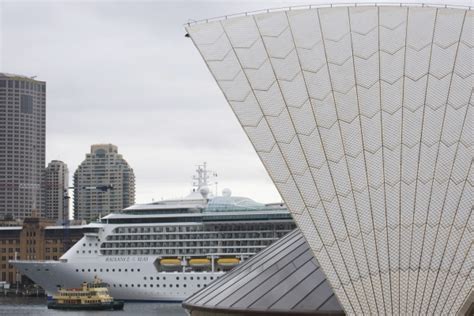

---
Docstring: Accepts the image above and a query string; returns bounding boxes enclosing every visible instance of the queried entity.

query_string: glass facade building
[186,4,472,314]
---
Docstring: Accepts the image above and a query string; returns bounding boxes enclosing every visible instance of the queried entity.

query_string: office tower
[0,73,46,219]
[73,144,135,221]
[44,160,69,222]
[187,5,472,314]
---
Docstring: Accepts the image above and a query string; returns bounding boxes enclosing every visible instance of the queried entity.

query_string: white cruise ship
[11,164,295,301]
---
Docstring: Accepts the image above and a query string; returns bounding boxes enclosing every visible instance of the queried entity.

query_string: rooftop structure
[186,4,472,315]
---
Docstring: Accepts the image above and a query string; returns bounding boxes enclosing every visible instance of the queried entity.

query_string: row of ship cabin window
[75,268,141,273]
[73,270,215,282]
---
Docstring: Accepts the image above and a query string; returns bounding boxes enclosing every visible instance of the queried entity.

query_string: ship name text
[105,256,149,262]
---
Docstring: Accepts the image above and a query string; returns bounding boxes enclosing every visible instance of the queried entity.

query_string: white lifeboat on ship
[189,258,211,268]
[217,258,240,267]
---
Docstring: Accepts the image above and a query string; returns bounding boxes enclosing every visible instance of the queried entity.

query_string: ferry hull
[47,301,124,311]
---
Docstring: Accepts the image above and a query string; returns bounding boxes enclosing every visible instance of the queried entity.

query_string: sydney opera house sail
[186,4,472,315]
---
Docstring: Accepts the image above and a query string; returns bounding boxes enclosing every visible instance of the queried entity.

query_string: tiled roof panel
[183,229,344,314]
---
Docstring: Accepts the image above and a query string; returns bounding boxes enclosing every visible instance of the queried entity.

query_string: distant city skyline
[0,0,465,204]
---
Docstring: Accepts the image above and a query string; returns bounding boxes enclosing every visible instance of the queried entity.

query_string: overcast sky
[0,0,470,206]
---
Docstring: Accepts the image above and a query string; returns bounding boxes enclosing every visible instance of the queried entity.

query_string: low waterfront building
[0,217,85,285]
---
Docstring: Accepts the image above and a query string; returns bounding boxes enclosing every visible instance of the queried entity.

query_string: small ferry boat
[47,276,124,310]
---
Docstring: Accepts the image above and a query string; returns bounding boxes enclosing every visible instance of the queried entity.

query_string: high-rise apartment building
[0,73,46,219]
[73,144,135,221]
[43,160,69,223]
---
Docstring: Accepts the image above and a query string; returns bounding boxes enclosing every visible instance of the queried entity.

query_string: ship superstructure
[12,164,295,301]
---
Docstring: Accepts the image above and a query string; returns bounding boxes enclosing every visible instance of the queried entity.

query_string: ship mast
[192,162,218,195]
[193,162,209,189]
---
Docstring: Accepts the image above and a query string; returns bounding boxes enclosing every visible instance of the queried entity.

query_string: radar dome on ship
[222,188,232,197]
[199,186,210,199]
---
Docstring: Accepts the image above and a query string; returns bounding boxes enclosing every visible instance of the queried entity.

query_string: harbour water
[0,297,187,316]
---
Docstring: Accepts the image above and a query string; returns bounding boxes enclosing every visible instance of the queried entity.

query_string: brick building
[0,217,84,285]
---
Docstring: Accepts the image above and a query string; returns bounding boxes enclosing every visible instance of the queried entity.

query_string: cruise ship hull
[12,259,225,302]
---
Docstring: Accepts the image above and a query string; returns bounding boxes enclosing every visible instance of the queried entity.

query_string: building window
[20,95,33,114]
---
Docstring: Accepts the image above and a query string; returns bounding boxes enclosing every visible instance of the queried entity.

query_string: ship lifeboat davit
[217,258,240,267]
[189,258,211,267]
[160,258,181,267]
